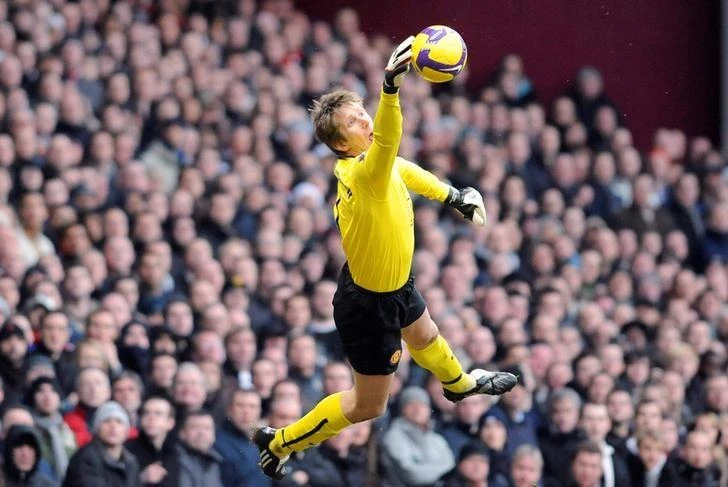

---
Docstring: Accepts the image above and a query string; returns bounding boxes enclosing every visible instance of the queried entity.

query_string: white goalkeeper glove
[383,35,415,93]
[445,187,487,226]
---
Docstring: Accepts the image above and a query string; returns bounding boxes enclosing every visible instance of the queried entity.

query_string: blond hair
[310,89,363,154]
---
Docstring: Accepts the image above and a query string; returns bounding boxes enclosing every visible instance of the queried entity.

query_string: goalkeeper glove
[445,187,487,226]
[383,35,415,94]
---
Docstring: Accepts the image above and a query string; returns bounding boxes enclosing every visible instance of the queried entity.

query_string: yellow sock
[270,392,352,457]
[408,335,475,393]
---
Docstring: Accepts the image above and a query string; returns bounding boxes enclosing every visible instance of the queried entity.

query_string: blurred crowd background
[0,0,726,486]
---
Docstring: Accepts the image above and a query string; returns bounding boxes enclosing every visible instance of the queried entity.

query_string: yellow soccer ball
[411,25,468,83]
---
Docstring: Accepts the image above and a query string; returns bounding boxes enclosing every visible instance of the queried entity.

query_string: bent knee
[402,314,439,350]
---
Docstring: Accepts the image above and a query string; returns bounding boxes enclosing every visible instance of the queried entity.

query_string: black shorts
[332,263,426,375]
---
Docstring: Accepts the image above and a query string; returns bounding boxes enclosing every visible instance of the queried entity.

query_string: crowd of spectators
[0,0,726,486]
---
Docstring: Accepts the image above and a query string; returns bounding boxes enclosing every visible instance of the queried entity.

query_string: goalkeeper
[255,36,517,479]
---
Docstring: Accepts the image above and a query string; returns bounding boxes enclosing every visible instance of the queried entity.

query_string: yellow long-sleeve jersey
[333,91,450,292]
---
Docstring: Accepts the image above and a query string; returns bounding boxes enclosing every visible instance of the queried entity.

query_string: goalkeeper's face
[332,102,374,156]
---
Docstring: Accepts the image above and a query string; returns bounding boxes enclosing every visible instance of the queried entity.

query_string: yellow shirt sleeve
[396,158,450,202]
[361,90,402,198]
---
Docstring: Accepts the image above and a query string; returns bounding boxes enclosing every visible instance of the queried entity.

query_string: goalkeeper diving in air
[254,35,517,479]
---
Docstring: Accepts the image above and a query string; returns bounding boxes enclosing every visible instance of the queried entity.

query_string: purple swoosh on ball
[417,40,467,72]
[422,26,447,42]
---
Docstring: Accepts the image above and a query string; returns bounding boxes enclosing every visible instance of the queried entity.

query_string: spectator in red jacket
[63,367,112,447]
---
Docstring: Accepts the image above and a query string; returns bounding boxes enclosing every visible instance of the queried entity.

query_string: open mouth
[368,131,373,141]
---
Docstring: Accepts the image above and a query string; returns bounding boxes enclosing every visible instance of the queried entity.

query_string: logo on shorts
[389,350,402,365]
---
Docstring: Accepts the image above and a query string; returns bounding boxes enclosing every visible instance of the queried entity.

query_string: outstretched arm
[396,158,450,201]
[362,37,413,197]
[397,158,487,226]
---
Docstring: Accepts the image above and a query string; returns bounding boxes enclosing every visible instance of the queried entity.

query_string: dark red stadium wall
[301,0,720,152]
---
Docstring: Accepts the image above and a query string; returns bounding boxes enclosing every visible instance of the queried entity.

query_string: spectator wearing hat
[25,377,76,480]
[23,293,58,339]
[0,320,31,398]
[380,386,455,487]
[1,424,56,487]
[63,401,139,487]
[22,355,57,392]
[1,407,36,448]
[0,406,57,482]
